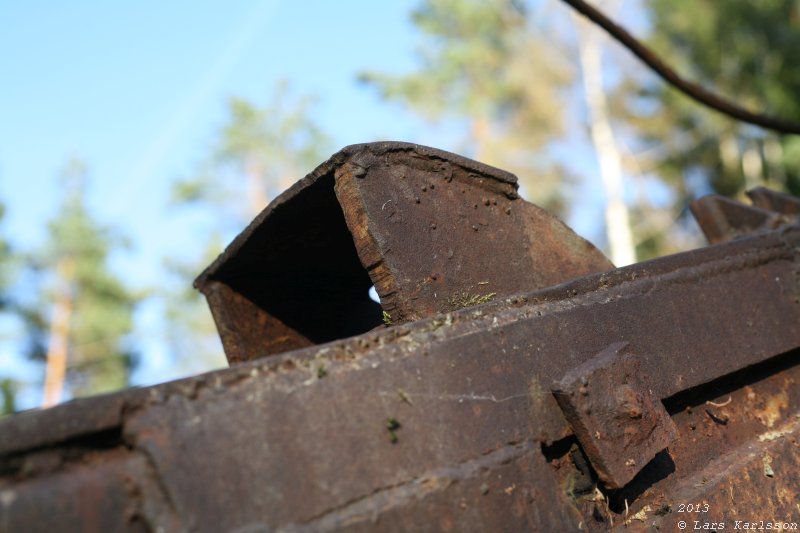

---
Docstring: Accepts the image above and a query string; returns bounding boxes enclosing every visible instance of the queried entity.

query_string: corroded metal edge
[193,141,519,288]
[331,144,612,324]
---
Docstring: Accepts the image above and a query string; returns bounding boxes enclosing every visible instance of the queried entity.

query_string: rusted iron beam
[2,219,799,531]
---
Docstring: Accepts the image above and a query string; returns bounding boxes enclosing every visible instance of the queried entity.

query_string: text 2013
[678,503,711,513]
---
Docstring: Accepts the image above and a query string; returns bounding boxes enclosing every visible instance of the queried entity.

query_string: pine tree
[21,160,140,405]
[166,84,331,371]
[0,202,19,415]
[0,378,17,416]
[174,81,332,226]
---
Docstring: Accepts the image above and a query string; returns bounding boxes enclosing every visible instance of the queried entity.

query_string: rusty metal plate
[0,448,181,533]
[331,143,613,324]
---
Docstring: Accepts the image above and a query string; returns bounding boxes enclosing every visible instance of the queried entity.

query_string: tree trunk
[762,136,785,188]
[719,134,741,177]
[741,142,763,191]
[42,257,75,408]
[574,7,637,266]
[470,116,491,163]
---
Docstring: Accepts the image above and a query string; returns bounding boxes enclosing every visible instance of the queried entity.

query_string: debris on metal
[1,143,799,532]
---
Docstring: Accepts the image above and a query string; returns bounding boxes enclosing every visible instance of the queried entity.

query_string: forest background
[2,0,798,413]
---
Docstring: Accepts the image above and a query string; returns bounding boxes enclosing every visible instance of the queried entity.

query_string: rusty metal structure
[1,142,799,532]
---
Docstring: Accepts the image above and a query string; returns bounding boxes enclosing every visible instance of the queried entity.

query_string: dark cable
[562,0,800,135]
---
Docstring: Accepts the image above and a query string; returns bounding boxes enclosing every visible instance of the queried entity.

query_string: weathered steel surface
[330,143,613,324]
[1,449,181,533]
[690,188,800,244]
[2,216,799,531]
[617,357,800,532]
[553,343,677,489]
[195,142,613,364]
[747,186,800,215]
[203,280,313,363]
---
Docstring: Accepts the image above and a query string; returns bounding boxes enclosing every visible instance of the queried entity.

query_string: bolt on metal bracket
[552,342,678,489]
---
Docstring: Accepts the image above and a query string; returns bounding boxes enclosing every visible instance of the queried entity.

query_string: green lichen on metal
[386,417,401,443]
[446,291,497,310]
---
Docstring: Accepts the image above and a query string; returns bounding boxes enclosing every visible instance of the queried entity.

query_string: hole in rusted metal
[541,432,675,514]
[605,449,675,513]
[540,436,576,463]
[541,437,599,501]
[368,285,380,303]
[663,347,800,414]
[0,426,125,478]
[208,172,384,346]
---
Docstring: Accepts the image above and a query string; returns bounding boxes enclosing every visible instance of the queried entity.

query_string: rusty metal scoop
[195,142,613,364]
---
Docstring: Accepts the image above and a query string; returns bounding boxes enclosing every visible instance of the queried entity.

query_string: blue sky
[1,1,430,273]
[0,1,651,409]
[0,2,437,404]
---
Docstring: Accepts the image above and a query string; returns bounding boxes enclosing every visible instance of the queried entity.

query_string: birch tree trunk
[574,7,636,266]
[741,143,763,191]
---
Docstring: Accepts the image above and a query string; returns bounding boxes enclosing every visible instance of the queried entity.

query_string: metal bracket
[552,342,677,489]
